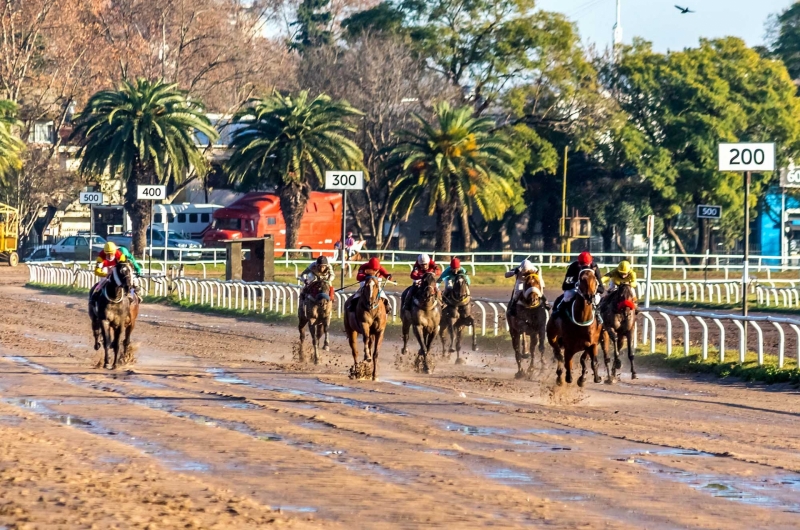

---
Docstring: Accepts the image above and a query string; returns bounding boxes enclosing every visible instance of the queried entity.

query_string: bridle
[103,264,130,304]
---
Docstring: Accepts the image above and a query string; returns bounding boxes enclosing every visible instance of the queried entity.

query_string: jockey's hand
[387,274,393,280]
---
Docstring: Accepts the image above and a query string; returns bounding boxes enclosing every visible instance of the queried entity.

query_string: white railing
[644,280,742,305]
[638,307,800,368]
[755,285,800,308]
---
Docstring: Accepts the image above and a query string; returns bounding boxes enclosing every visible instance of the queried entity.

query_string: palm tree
[227,90,364,250]
[71,78,217,258]
[387,102,522,253]
[0,100,24,185]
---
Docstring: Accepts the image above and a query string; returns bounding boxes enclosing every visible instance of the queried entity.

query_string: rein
[569,297,595,327]
[103,266,125,304]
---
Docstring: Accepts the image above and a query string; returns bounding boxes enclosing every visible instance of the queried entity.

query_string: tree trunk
[601,225,614,253]
[460,203,472,253]
[435,200,455,254]
[278,183,310,254]
[664,217,690,265]
[693,217,709,265]
[614,226,629,254]
[124,167,151,260]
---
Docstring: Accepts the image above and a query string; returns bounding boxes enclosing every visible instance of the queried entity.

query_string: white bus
[151,203,222,239]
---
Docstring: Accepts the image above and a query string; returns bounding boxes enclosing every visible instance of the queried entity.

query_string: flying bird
[675,5,694,13]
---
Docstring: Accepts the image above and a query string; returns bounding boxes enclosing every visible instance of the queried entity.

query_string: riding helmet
[451,257,460,269]
[417,253,431,265]
[317,255,329,265]
[367,257,380,270]
[104,241,118,255]
[578,251,592,266]
[618,260,631,274]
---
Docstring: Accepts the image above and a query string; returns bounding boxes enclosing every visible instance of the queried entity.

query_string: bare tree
[298,33,455,250]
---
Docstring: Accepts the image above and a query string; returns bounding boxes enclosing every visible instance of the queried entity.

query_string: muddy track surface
[3,268,800,529]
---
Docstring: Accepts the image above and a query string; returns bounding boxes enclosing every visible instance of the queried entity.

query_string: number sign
[697,205,722,219]
[780,164,800,188]
[79,191,104,205]
[718,143,775,172]
[137,185,166,200]
[325,171,364,191]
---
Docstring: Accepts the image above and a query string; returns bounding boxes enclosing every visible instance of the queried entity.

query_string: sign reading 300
[325,171,364,191]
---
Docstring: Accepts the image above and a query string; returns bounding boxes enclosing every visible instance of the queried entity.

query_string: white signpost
[325,171,364,289]
[79,191,104,263]
[718,143,775,323]
[137,185,167,272]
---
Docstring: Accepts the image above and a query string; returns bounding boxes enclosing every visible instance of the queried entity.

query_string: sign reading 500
[325,171,364,191]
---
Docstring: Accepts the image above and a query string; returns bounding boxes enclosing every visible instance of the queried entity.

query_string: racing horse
[599,283,638,382]
[507,273,548,379]
[344,275,388,380]
[546,268,604,386]
[298,279,333,364]
[401,272,441,374]
[439,272,477,364]
[89,262,139,369]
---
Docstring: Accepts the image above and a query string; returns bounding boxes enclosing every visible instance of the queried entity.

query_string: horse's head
[578,269,598,301]
[113,262,134,292]
[615,283,637,313]
[451,274,469,299]
[421,272,437,296]
[361,275,381,309]
[521,274,542,307]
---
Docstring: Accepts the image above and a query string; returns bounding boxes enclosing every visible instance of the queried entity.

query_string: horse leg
[612,327,623,371]
[100,320,113,369]
[548,327,565,386]
[600,329,613,384]
[111,325,124,370]
[578,349,590,387]
[323,315,331,351]
[627,331,637,379]
[363,333,372,363]
[372,329,385,381]
[607,327,620,380]
[412,324,430,374]
[298,316,307,363]
[311,323,320,365]
[565,349,575,385]
[347,330,359,371]
[91,318,102,351]
[455,323,464,363]
[401,318,411,355]
[591,343,602,384]
[526,332,537,376]
[510,330,525,379]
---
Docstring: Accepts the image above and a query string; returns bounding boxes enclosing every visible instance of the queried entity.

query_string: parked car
[107,228,202,260]
[51,234,106,260]
[202,192,342,256]
[23,246,58,262]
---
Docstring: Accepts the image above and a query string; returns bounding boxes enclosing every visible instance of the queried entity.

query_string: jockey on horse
[299,256,336,307]
[552,251,604,317]
[438,257,470,296]
[505,259,547,316]
[347,257,393,313]
[600,260,638,312]
[402,254,441,313]
[92,241,141,301]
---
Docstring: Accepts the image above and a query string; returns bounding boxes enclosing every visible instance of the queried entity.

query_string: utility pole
[560,146,568,258]
[613,0,623,62]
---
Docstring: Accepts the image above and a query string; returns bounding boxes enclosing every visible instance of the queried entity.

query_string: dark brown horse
[507,274,548,379]
[298,279,333,364]
[439,273,477,364]
[546,269,604,386]
[344,275,388,380]
[401,272,441,374]
[89,262,139,369]
[600,283,638,381]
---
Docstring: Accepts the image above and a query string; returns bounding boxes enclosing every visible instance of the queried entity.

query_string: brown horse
[344,275,388,380]
[507,274,548,379]
[401,272,441,374]
[600,283,638,382]
[439,273,477,364]
[89,262,139,369]
[546,269,604,386]
[298,279,333,364]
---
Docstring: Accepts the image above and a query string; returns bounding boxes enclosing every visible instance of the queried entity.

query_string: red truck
[202,192,343,254]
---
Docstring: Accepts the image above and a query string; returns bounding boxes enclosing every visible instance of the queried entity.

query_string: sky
[535,0,794,53]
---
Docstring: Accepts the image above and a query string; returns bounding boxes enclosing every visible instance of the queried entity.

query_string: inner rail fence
[28,264,800,368]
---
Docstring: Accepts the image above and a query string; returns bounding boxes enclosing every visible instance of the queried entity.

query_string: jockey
[118,245,143,300]
[345,232,356,258]
[602,260,638,293]
[438,257,471,288]
[348,257,392,312]
[403,253,441,311]
[92,241,128,296]
[554,251,605,315]
[505,259,546,316]
[300,255,336,302]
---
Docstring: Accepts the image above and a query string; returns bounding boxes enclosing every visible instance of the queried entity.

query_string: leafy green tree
[227,90,364,250]
[72,79,217,259]
[291,0,333,53]
[387,102,522,252]
[0,100,24,186]
[770,2,800,80]
[606,38,800,256]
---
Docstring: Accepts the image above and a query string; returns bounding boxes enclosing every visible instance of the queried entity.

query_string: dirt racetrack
[3,267,800,529]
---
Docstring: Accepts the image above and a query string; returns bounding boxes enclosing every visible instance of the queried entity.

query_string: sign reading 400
[325,170,364,191]
[137,185,166,200]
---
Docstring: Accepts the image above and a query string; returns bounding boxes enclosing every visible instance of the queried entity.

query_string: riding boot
[507,294,517,317]
[542,296,551,310]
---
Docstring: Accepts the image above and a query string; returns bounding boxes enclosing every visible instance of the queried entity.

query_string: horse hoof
[613,359,622,370]
[594,375,603,384]
[454,357,466,365]
[515,371,525,380]
[565,374,573,384]
[94,343,101,351]
[577,376,585,387]
[104,363,113,370]
[605,377,616,385]
[323,345,330,352]
[401,348,409,355]
[472,347,479,352]
[631,373,638,380]
[448,348,456,354]
[556,377,564,386]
